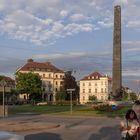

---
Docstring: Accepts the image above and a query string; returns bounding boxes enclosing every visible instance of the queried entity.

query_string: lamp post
[67,89,75,114]
[0,79,7,118]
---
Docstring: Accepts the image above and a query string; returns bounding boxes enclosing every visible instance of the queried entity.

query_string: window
[89,89,91,93]
[83,96,85,101]
[83,89,85,93]
[60,81,63,85]
[29,68,34,71]
[24,95,26,99]
[83,83,85,86]
[55,88,58,92]
[101,88,103,93]
[101,96,103,100]
[49,74,51,78]
[56,81,58,85]
[36,68,40,71]
[56,75,58,78]
[95,88,97,93]
[89,83,91,86]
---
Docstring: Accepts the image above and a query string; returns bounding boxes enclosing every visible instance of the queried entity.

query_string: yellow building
[80,72,112,104]
[16,59,64,102]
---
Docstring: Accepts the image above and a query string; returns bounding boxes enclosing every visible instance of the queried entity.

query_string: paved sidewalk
[0,115,60,133]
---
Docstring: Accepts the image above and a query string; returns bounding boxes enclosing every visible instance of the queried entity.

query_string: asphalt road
[24,115,122,140]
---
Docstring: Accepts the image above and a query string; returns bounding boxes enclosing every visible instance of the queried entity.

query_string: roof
[81,72,112,81]
[0,76,15,86]
[17,59,64,73]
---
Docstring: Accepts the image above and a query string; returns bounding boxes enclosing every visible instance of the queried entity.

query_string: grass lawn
[8,104,132,117]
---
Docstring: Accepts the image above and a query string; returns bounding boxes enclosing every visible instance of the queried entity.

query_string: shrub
[93,104,110,111]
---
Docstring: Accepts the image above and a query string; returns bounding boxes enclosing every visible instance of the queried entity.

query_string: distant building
[79,72,112,104]
[16,59,65,102]
[0,76,15,92]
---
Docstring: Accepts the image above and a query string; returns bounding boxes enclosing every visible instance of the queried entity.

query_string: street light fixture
[67,89,75,114]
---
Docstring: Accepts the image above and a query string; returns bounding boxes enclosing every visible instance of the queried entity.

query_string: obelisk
[112,5,122,100]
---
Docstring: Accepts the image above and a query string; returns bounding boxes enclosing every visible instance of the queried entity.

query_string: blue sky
[0,0,140,92]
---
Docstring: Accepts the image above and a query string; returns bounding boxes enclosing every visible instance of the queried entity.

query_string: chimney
[27,59,34,63]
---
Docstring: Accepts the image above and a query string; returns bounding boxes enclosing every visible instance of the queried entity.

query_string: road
[24,115,122,140]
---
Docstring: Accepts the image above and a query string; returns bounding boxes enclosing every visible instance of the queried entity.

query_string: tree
[16,72,42,101]
[89,95,97,102]
[122,90,128,101]
[130,92,137,100]
[56,87,66,101]
[64,71,79,102]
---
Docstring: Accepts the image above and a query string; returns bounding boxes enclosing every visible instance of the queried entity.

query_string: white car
[0,131,24,140]
[36,102,47,106]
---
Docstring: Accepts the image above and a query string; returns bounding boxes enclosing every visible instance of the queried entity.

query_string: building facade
[80,72,112,104]
[16,59,65,102]
[0,76,15,92]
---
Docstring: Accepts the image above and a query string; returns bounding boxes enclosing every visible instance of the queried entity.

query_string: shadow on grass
[25,132,62,140]
[89,125,122,140]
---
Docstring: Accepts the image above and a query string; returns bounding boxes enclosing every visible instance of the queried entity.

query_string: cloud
[0,0,114,45]
[123,41,140,52]
[60,10,68,18]
[114,0,128,5]
[126,20,140,28]
[98,20,113,28]
[70,14,90,22]
[0,8,94,45]
[33,51,111,60]
[0,0,139,45]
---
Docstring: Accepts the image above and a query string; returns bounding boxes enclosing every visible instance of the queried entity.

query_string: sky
[0,0,140,93]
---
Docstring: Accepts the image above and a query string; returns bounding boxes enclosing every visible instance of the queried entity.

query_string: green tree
[130,92,137,100]
[56,87,66,101]
[89,95,97,102]
[64,71,79,102]
[16,72,42,101]
[122,90,128,101]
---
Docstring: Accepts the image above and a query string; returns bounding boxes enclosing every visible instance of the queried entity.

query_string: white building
[80,72,112,104]
[16,59,65,102]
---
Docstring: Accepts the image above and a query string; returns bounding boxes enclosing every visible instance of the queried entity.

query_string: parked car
[36,102,47,106]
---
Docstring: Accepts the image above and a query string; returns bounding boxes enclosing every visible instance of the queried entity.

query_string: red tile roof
[17,59,64,73]
[81,72,112,81]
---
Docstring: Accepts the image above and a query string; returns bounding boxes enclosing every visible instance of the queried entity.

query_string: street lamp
[0,79,7,118]
[67,89,75,114]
